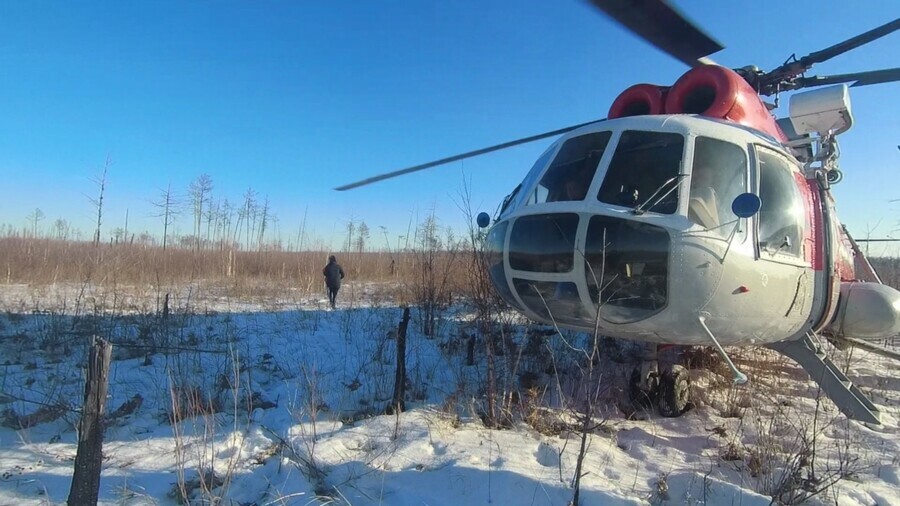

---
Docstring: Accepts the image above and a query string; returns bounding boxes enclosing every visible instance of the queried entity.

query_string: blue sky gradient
[1,1,898,253]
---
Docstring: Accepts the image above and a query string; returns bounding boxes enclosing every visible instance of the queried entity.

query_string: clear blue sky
[1,1,898,253]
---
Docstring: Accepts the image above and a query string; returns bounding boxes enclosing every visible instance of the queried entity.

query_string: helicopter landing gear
[628,366,659,410]
[628,344,693,417]
[658,365,692,417]
[629,364,692,417]
[628,343,660,411]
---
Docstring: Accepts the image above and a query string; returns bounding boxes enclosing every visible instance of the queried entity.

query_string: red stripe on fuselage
[800,174,823,271]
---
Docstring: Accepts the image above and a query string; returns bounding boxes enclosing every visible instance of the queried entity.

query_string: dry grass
[0,237,476,300]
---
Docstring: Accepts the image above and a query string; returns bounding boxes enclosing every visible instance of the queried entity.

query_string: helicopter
[337,1,900,424]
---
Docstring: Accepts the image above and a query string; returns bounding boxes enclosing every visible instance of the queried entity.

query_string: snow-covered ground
[1,282,898,505]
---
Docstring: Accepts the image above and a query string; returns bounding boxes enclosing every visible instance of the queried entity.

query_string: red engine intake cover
[665,65,787,142]
[608,84,667,119]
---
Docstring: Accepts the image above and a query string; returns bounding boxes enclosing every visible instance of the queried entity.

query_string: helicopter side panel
[677,229,812,346]
[709,253,812,344]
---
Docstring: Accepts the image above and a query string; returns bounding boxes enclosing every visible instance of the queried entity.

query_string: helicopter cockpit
[486,115,801,339]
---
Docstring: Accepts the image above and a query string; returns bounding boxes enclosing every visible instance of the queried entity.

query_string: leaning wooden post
[68,337,113,506]
[390,307,410,414]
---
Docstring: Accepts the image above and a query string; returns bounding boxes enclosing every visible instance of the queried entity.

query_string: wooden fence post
[67,337,112,506]
[389,307,410,414]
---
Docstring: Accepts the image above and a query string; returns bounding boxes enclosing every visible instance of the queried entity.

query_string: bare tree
[345,220,355,253]
[88,158,110,247]
[27,208,45,238]
[150,183,181,251]
[235,187,257,249]
[204,197,218,246]
[355,221,370,253]
[219,198,233,249]
[53,218,70,240]
[111,227,126,244]
[189,174,214,251]
[123,208,129,244]
[413,212,459,336]
[257,195,273,251]
[295,205,308,252]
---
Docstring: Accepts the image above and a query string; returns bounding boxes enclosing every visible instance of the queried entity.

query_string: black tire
[629,367,658,410]
[658,365,691,417]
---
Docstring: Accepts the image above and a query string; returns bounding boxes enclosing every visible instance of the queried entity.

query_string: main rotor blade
[761,18,900,93]
[795,68,900,89]
[801,18,900,67]
[335,119,604,191]
[586,0,723,67]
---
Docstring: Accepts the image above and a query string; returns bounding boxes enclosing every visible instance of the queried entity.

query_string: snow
[1,282,898,505]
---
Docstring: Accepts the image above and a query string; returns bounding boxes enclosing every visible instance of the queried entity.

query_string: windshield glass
[504,145,557,215]
[757,147,804,257]
[597,131,684,214]
[688,137,748,234]
[526,132,611,204]
[584,215,669,323]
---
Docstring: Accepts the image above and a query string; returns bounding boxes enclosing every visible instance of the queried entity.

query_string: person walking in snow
[322,255,345,309]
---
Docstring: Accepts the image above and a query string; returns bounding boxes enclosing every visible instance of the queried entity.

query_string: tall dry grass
[0,236,476,299]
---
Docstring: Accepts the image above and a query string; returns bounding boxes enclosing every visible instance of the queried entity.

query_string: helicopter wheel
[628,367,659,411]
[658,365,692,417]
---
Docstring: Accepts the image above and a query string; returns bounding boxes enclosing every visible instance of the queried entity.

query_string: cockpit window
[597,131,684,214]
[688,137,748,234]
[584,215,669,323]
[756,147,804,257]
[498,184,521,216]
[506,145,556,213]
[526,132,611,205]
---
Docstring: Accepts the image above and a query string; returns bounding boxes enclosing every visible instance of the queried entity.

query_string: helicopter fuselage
[485,114,900,346]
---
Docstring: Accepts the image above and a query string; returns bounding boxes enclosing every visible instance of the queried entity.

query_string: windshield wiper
[499,184,521,215]
[633,174,687,215]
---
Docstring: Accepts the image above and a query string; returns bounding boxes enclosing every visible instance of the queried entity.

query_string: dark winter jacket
[323,259,345,289]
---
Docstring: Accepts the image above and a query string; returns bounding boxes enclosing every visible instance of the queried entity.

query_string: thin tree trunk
[389,307,411,414]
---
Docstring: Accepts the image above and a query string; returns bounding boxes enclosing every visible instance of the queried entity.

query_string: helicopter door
[740,145,812,334]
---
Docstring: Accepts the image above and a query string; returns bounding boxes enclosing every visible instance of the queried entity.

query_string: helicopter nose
[486,213,672,330]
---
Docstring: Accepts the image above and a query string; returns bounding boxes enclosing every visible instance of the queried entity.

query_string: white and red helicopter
[338,2,900,424]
